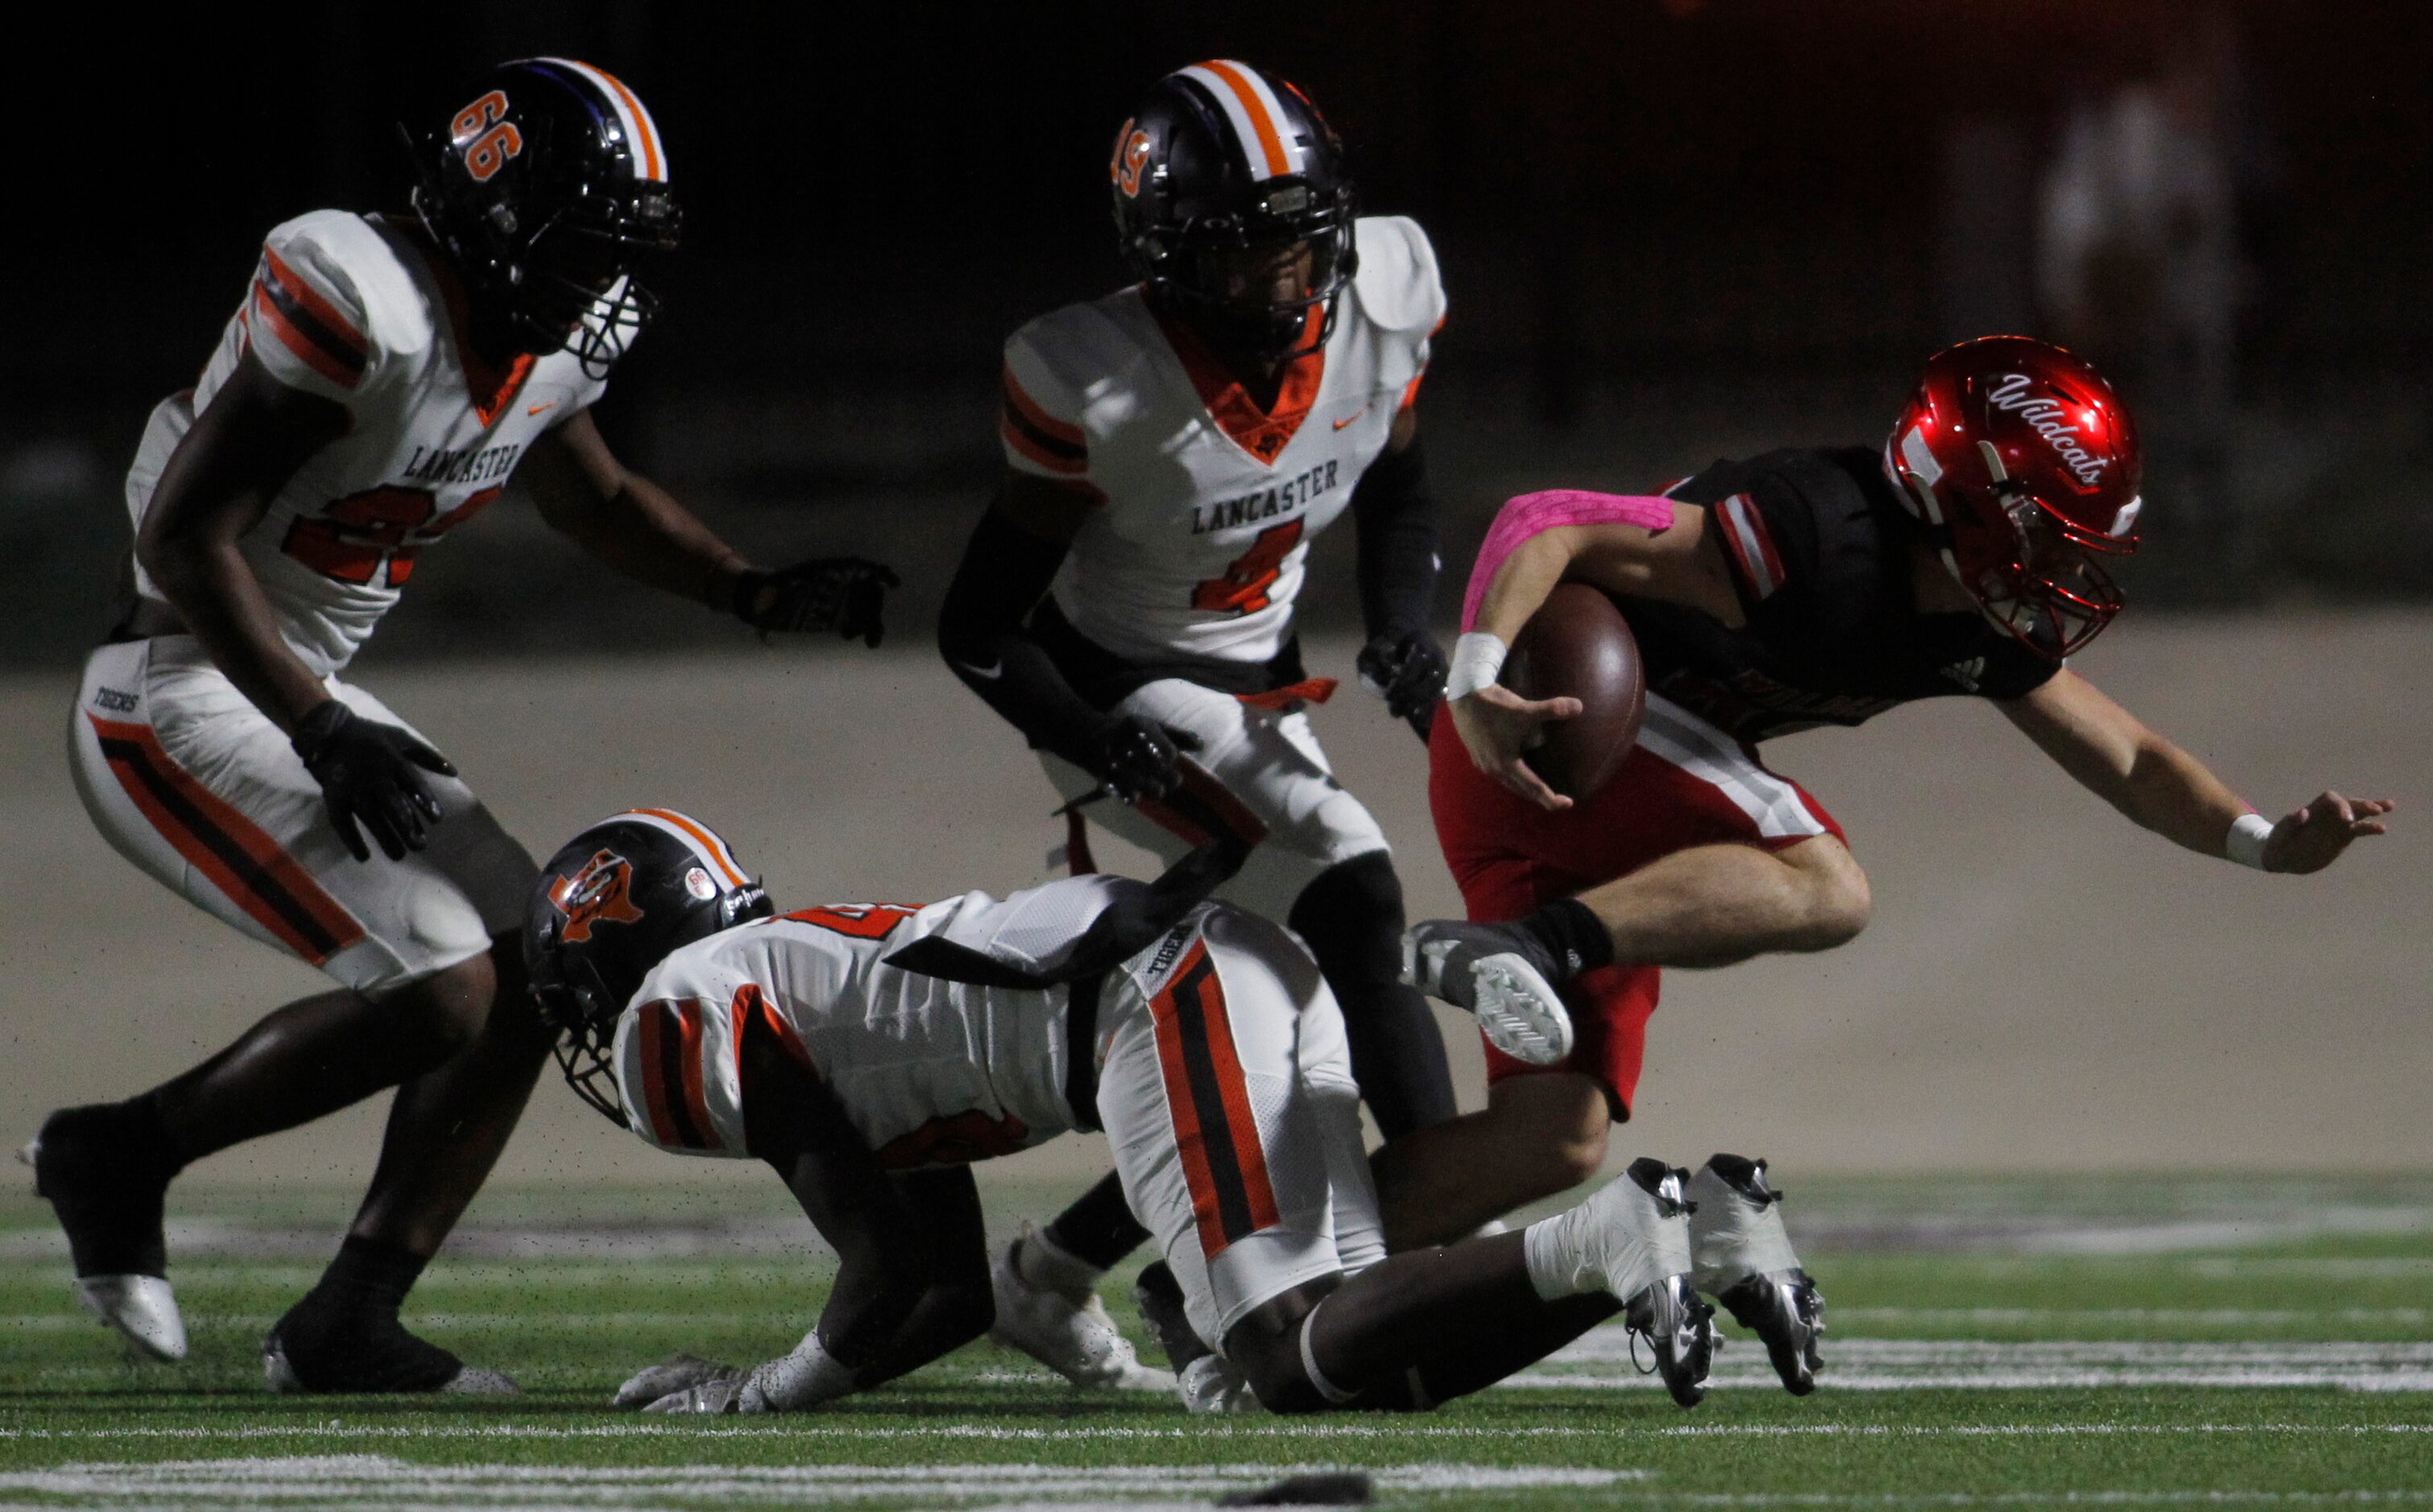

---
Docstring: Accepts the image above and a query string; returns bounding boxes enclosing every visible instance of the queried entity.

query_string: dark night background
[6,1,2428,665]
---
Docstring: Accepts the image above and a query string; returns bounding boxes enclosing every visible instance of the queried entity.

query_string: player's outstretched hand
[1077,716,1198,804]
[1449,684,1583,813]
[733,557,900,646]
[1356,629,1449,744]
[2265,791,2394,874]
[289,699,454,863]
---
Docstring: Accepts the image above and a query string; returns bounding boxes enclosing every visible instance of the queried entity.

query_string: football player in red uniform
[26,60,894,1393]
[1400,337,2394,1394]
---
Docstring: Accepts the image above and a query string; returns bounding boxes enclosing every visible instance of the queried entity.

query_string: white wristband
[1445,632,1508,700]
[2224,812,2274,871]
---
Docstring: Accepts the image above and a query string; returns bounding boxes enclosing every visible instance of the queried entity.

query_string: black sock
[1289,853,1459,1138]
[309,1235,430,1318]
[1515,898,1614,978]
[1043,1171,1150,1271]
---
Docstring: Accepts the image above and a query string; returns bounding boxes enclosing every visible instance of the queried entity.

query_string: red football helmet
[1883,336,2142,659]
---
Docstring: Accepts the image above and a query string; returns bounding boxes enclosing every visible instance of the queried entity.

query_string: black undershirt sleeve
[1348,436,1441,641]
[936,502,1109,761]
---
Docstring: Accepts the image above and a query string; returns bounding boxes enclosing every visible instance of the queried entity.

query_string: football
[1502,583,1646,800]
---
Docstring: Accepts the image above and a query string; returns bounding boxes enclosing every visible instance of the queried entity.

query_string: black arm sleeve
[937,502,1108,759]
[739,1012,985,1378]
[1349,435,1442,641]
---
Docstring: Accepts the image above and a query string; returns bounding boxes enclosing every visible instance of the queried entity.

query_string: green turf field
[4,1175,2429,1509]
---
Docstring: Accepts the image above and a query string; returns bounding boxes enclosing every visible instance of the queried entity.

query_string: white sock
[1014,1225,1103,1302]
[1686,1162,1802,1294]
[1523,1208,1594,1300]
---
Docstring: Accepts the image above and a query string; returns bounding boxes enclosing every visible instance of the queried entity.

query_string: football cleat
[263,1301,518,1396]
[1687,1154,1824,1395]
[1625,1273,1719,1410]
[23,1107,186,1362]
[1560,1158,1712,1407]
[988,1230,1174,1392]
[1717,1268,1827,1397]
[1178,1353,1260,1415]
[1399,919,1575,1066]
[73,1275,188,1364]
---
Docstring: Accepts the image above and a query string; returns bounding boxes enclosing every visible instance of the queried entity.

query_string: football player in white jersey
[26,60,895,1394]
[937,62,1464,1350]
[525,811,1725,1415]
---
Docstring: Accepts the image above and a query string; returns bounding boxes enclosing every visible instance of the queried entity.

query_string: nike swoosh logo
[957,659,1004,680]
[527,402,557,416]
[1332,406,1372,431]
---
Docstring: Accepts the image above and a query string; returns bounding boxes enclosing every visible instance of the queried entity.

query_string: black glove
[290,700,455,863]
[732,557,900,646]
[1070,715,1199,804]
[1356,629,1449,743]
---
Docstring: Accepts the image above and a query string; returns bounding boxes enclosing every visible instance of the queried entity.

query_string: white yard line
[0,1425,2426,1444]
[0,1456,1632,1509]
[1508,1332,2433,1392]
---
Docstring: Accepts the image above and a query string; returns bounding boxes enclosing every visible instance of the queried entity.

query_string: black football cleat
[1718,1268,1827,1396]
[23,1105,187,1361]
[263,1291,516,1395]
[1399,919,1575,1066]
[1625,1272,1719,1409]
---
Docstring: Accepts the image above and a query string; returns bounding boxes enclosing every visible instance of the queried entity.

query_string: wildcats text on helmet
[1984,373,2110,490]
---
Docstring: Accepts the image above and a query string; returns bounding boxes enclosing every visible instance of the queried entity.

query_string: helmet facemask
[1152,186,1357,366]
[1954,442,2135,659]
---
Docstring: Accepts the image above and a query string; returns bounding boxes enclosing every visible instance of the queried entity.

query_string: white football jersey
[611,875,1144,1167]
[1000,216,1446,666]
[124,210,610,676]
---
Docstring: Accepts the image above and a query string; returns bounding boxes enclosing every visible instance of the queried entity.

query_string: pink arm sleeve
[1459,490,1676,632]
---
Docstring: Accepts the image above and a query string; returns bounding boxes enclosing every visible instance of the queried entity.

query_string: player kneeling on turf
[525,811,1712,1414]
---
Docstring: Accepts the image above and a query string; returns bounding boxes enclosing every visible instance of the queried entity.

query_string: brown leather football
[1502,583,1646,800]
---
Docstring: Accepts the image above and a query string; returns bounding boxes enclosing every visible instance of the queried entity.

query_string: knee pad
[1288,851,1405,977]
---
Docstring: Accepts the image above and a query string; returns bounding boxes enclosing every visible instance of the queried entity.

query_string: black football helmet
[1111,60,1356,364]
[408,57,681,378]
[524,810,773,1124]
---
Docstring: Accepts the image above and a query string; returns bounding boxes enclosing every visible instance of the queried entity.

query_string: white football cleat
[989,1229,1175,1392]
[1178,1353,1260,1414]
[1401,920,1575,1066]
[74,1274,187,1363]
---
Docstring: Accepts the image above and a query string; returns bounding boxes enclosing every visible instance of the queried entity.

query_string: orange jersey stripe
[261,247,366,353]
[88,715,363,963]
[1198,60,1291,178]
[1001,366,1084,445]
[1000,412,1090,475]
[633,1002,685,1147]
[1148,940,1281,1258]
[675,1001,719,1151]
[253,281,362,391]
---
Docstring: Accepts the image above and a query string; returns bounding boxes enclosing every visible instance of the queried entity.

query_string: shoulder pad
[1351,216,1446,338]
[252,213,433,399]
